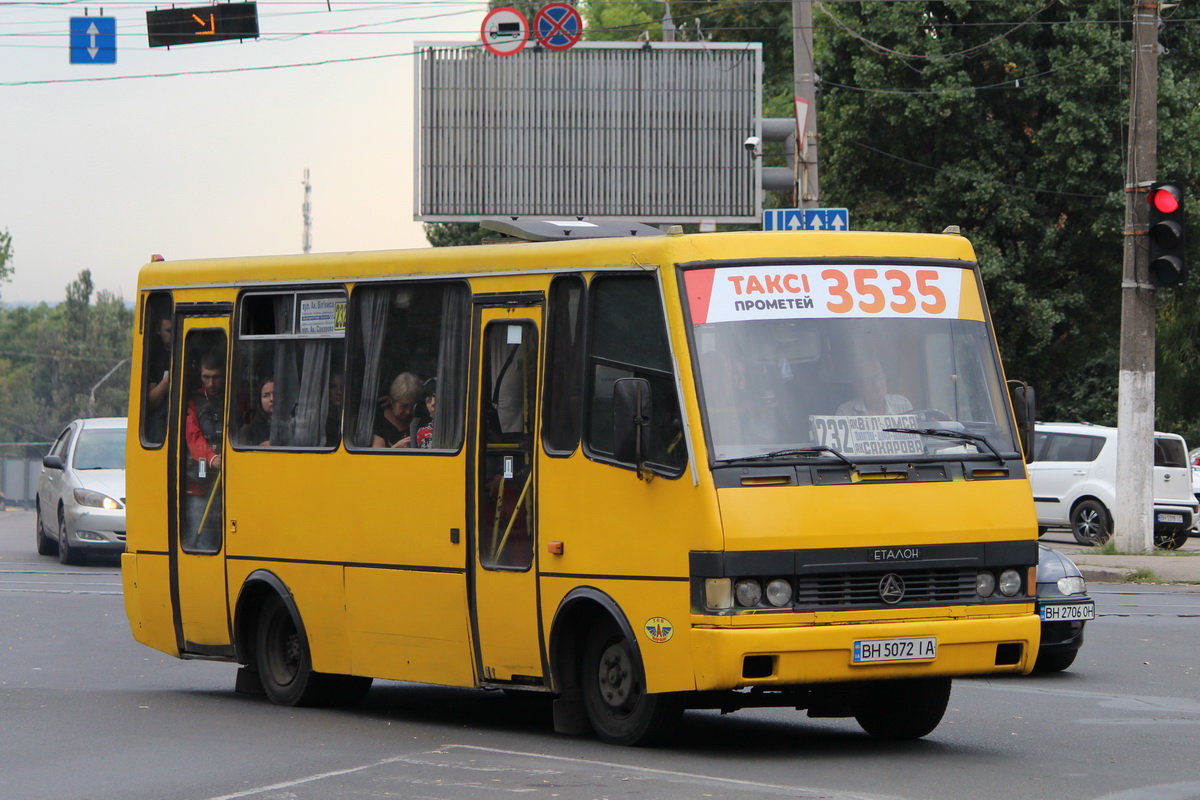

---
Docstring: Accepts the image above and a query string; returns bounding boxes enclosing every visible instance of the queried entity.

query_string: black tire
[1033,650,1077,673]
[1071,499,1111,546]
[253,594,371,707]
[1154,529,1190,551]
[581,620,682,746]
[57,505,77,565]
[854,677,952,740]
[35,502,57,556]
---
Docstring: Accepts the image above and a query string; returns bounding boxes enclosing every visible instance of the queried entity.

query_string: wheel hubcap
[598,643,632,708]
[1077,509,1102,540]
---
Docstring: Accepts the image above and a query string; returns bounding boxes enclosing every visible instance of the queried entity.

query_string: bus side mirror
[613,377,653,473]
[1007,380,1036,462]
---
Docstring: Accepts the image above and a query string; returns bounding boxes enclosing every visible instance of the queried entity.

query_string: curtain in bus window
[432,285,467,449]
[292,342,331,447]
[353,291,390,448]
[260,296,335,448]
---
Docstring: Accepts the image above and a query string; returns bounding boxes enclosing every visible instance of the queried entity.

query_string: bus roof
[135,228,980,291]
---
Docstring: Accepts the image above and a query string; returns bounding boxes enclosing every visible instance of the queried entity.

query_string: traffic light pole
[1114,0,1159,554]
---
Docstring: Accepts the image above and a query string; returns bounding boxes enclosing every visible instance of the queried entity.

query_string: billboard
[415,42,762,223]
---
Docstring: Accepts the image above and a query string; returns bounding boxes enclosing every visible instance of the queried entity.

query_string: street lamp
[88,358,129,417]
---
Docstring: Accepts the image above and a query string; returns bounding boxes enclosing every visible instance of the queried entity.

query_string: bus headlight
[998,569,1022,597]
[734,579,763,607]
[705,578,733,610]
[976,571,996,597]
[765,579,792,607]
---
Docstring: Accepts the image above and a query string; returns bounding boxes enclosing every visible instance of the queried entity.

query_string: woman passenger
[238,377,274,446]
[371,372,422,448]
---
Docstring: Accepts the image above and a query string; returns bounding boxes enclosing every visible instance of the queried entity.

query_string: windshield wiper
[717,445,855,468]
[883,427,1006,465]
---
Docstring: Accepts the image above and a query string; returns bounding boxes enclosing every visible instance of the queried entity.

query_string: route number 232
[821,268,947,315]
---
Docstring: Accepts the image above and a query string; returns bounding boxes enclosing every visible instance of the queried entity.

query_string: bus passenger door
[170,317,232,655]
[472,308,544,683]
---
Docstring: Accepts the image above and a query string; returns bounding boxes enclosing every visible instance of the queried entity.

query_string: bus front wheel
[253,594,372,707]
[853,677,951,740]
[255,595,318,706]
[580,620,681,746]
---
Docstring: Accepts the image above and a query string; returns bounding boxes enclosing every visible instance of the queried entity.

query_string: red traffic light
[1150,184,1182,214]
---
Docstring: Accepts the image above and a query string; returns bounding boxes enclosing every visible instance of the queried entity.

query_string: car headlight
[1057,576,1087,596]
[998,568,1023,597]
[74,488,121,510]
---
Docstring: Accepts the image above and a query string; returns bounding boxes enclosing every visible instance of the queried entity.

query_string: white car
[35,417,127,564]
[1028,422,1196,549]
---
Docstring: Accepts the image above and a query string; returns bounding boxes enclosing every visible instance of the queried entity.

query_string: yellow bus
[123,219,1040,745]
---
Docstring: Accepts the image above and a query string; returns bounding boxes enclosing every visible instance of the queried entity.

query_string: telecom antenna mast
[302,168,313,254]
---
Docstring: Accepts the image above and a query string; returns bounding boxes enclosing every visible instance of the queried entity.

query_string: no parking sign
[533,3,582,51]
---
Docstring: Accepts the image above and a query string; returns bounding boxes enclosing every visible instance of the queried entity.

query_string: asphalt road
[3,508,1200,800]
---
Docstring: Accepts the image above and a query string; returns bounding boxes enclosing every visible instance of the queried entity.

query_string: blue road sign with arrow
[763,208,850,232]
[70,16,116,64]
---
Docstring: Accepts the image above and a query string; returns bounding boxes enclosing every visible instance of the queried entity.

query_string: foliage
[0,267,132,456]
[0,230,12,296]
[811,1,1200,433]
[443,3,1200,442]
[424,222,487,248]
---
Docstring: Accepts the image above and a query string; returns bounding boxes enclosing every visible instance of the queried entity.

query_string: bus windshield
[686,262,1020,463]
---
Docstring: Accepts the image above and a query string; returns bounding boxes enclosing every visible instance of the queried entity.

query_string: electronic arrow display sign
[146,3,259,48]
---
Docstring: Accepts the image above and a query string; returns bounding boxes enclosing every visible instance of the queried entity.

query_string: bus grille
[795,568,977,608]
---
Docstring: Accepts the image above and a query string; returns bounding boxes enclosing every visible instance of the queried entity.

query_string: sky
[0,0,489,304]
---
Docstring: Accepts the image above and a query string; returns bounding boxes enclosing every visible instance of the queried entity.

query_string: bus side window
[542,275,585,455]
[345,281,469,451]
[233,291,347,449]
[140,291,173,448]
[584,274,686,475]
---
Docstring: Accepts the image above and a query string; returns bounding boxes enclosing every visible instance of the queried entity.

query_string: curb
[1077,565,1136,583]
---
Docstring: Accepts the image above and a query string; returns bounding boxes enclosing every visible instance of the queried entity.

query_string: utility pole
[793,0,818,209]
[1114,0,1159,553]
[302,168,313,255]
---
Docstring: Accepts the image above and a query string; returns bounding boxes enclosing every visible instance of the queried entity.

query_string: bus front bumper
[689,613,1040,691]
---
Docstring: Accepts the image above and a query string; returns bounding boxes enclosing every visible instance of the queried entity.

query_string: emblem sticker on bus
[644,617,673,643]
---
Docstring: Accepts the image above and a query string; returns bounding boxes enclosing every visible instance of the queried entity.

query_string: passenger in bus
[238,377,274,446]
[325,369,344,447]
[371,371,422,448]
[145,315,172,442]
[184,350,224,550]
[836,356,912,416]
[415,377,436,448]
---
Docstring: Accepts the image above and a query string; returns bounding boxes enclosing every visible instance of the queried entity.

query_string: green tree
[424,222,487,248]
[0,303,60,454]
[32,270,133,428]
[0,229,13,298]
[812,2,1200,431]
[436,3,1200,441]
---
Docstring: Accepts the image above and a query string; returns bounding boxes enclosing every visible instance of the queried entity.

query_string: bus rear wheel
[853,677,951,740]
[580,620,681,746]
[254,594,371,707]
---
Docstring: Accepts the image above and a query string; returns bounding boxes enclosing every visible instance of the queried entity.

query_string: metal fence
[2,458,42,508]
